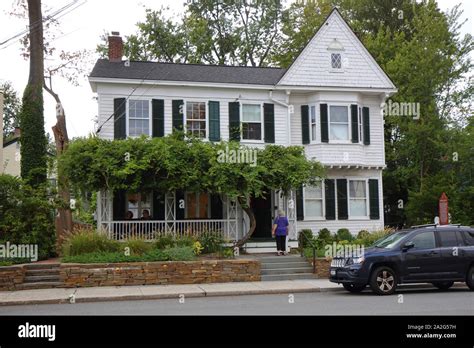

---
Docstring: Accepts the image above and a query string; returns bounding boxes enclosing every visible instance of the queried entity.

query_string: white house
[88,9,397,248]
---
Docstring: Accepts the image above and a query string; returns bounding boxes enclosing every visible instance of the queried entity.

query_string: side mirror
[402,241,415,251]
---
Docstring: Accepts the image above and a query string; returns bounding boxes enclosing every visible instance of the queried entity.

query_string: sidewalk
[0,280,467,306]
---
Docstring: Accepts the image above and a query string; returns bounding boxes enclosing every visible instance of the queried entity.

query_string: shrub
[155,234,175,249]
[218,247,234,259]
[197,232,224,254]
[336,228,353,242]
[298,229,314,249]
[317,228,333,243]
[162,246,195,261]
[124,239,152,255]
[192,241,204,255]
[63,229,121,256]
[175,235,196,248]
[357,230,370,239]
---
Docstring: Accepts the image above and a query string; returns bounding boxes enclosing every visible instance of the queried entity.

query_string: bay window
[329,105,349,141]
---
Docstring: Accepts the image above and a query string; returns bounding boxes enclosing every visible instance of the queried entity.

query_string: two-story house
[88,9,397,249]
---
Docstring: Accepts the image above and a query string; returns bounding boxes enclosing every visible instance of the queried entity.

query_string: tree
[59,135,325,247]
[0,82,21,139]
[19,0,47,187]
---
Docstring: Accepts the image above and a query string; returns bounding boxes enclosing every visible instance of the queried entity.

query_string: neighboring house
[88,9,397,247]
[2,129,21,177]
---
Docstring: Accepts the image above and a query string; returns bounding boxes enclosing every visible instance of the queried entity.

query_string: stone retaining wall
[59,259,260,288]
[0,265,25,291]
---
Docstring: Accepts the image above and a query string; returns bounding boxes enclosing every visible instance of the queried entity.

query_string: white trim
[126,98,152,137]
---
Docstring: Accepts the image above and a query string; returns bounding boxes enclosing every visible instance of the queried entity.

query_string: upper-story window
[186,101,206,138]
[129,100,150,136]
[310,105,317,141]
[329,105,349,141]
[331,53,342,69]
[242,104,262,140]
[358,106,363,143]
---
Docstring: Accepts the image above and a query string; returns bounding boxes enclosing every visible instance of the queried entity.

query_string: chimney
[108,31,123,63]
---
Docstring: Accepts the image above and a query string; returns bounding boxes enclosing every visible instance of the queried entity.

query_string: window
[127,192,152,220]
[310,105,317,141]
[438,231,461,247]
[186,102,206,138]
[129,100,150,136]
[186,192,209,219]
[329,105,349,141]
[463,231,474,246]
[410,232,436,250]
[358,106,363,143]
[242,104,262,140]
[304,182,323,218]
[349,180,367,216]
[331,53,342,69]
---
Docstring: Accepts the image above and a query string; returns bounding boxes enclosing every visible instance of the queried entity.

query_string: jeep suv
[329,225,474,295]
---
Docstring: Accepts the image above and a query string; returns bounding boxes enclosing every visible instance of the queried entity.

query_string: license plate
[330,270,336,276]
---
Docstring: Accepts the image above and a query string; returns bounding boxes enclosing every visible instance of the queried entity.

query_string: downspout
[268,90,291,146]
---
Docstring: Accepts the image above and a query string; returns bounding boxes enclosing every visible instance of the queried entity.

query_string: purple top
[273,216,289,236]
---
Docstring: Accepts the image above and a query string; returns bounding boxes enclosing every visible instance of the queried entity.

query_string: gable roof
[277,8,396,90]
[90,59,287,86]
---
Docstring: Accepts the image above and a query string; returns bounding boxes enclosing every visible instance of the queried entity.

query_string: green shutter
[228,102,240,141]
[152,99,165,137]
[113,190,126,220]
[114,98,126,139]
[320,103,329,143]
[153,191,165,220]
[301,105,310,144]
[351,104,359,143]
[369,179,380,220]
[264,103,275,143]
[175,190,185,220]
[337,179,348,220]
[208,101,220,141]
[325,179,336,220]
[172,100,184,132]
[296,186,304,221]
[363,106,370,145]
[210,194,223,219]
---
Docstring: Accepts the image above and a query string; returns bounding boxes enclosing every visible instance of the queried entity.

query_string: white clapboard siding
[278,10,395,89]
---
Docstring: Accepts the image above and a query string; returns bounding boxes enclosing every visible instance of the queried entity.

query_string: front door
[250,192,272,239]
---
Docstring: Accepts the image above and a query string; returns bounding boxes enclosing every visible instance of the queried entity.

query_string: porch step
[259,255,305,263]
[23,263,61,270]
[17,282,63,290]
[261,273,316,281]
[261,261,311,269]
[25,268,60,276]
[23,275,60,283]
[261,267,314,275]
[21,263,61,289]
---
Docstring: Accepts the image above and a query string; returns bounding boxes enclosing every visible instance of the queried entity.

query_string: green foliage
[357,230,370,239]
[175,235,196,248]
[298,229,314,249]
[162,246,195,261]
[1,81,21,139]
[218,247,235,259]
[336,228,353,242]
[197,232,225,254]
[192,241,204,256]
[353,228,394,247]
[317,228,333,244]
[0,174,55,259]
[19,84,47,187]
[62,229,121,256]
[124,239,152,255]
[154,234,175,249]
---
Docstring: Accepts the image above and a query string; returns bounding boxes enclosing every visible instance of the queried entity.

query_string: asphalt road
[0,287,472,315]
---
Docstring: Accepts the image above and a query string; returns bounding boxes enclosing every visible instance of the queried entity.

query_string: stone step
[17,281,63,290]
[24,263,61,270]
[261,261,311,269]
[25,268,60,276]
[24,275,60,283]
[261,273,316,281]
[260,256,305,263]
[261,267,314,275]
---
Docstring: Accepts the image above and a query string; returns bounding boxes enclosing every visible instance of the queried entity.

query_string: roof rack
[411,224,437,229]
[411,223,463,229]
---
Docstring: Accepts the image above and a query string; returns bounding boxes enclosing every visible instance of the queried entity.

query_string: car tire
[432,281,454,290]
[370,266,398,295]
[467,265,474,291]
[343,283,366,293]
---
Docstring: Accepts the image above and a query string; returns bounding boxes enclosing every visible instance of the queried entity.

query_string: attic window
[331,53,342,69]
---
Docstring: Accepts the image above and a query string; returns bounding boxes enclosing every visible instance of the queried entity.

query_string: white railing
[100,220,233,241]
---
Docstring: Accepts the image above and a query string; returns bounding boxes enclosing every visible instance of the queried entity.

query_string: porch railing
[100,220,232,241]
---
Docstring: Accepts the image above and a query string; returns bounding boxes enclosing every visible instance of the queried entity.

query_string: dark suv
[329,225,474,295]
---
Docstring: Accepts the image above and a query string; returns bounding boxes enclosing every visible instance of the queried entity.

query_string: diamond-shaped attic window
[331,53,342,69]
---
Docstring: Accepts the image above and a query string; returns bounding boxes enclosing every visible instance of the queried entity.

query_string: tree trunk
[235,196,256,248]
[44,84,73,254]
[27,0,44,86]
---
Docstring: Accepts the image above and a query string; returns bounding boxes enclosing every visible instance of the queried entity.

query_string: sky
[0,0,472,139]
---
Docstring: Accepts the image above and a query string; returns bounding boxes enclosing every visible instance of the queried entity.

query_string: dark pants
[276,235,286,252]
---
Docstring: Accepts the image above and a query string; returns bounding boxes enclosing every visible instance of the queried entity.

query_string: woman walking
[272,209,289,256]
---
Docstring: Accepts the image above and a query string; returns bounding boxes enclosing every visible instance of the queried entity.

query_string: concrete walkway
[0,280,468,306]
[0,279,341,306]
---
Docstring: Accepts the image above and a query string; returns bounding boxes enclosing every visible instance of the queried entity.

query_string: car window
[438,230,460,247]
[410,231,436,249]
[463,230,474,246]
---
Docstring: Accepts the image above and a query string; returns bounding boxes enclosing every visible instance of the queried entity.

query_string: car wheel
[343,283,366,293]
[467,265,474,291]
[370,266,398,295]
[432,281,454,290]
